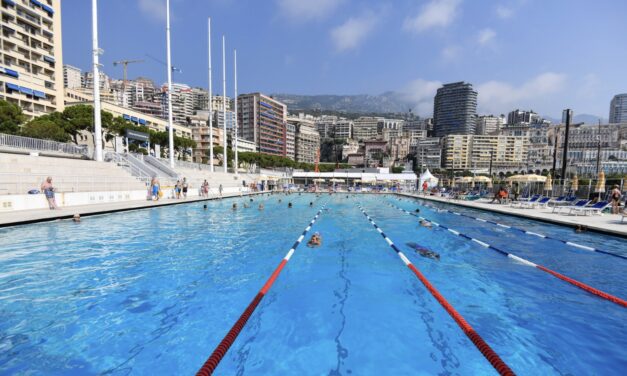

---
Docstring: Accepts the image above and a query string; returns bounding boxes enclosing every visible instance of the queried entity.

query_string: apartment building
[62,64,82,89]
[353,116,381,141]
[0,0,64,117]
[237,93,287,157]
[442,134,528,170]
[433,82,477,137]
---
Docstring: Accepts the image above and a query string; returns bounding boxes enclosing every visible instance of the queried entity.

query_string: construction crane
[112,59,144,85]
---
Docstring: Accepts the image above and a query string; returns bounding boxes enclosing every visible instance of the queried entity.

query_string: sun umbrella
[487,179,493,189]
[595,170,605,193]
[543,173,553,192]
[571,175,578,192]
[330,178,344,183]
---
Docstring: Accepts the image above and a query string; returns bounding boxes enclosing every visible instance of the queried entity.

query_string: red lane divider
[357,204,515,376]
[196,205,326,376]
[536,265,627,308]
[407,264,515,376]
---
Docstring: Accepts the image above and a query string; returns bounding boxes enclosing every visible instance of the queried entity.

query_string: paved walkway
[399,193,627,238]
[0,191,265,227]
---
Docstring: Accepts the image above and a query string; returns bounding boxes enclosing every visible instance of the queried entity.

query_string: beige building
[0,0,64,118]
[192,126,224,164]
[443,134,529,170]
[291,119,320,164]
[353,117,381,141]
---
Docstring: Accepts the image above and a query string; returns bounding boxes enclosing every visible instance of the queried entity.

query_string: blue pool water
[0,194,625,375]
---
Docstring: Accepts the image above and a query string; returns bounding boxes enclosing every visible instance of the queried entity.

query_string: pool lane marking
[356,204,516,376]
[196,204,327,376]
[387,202,627,308]
[401,197,626,261]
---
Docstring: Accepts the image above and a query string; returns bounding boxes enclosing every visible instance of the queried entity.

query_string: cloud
[477,72,567,114]
[403,0,461,33]
[495,5,514,19]
[138,0,167,21]
[400,78,443,115]
[477,28,496,45]
[330,12,378,52]
[276,0,343,21]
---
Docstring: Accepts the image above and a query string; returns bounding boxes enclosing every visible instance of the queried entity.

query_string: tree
[0,100,26,134]
[21,119,70,142]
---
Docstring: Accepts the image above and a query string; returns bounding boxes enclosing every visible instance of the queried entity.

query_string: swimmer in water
[309,202,313,207]
[232,203,237,210]
[307,232,322,247]
[415,208,420,213]
[288,202,292,208]
[406,242,440,261]
[418,219,432,229]
[259,203,264,210]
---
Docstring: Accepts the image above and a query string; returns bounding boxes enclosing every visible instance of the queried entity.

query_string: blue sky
[62,0,627,118]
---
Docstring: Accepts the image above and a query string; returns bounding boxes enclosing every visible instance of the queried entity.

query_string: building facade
[0,0,64,117]
[353,117,381,141]
[507,109,540,125]
[285,122,295,160]
[415,138,442,170]
[476,115,504,135]
[294,122,320,164]
[433,82,477,137]
[609,94,627,124]
[63,64,82,89]
[237,93,287,157]
[442,134,529,170]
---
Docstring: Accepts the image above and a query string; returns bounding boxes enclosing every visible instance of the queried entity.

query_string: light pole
[234,49,238,175]
[222,35,227,173]
[596,119,601,175]
[165,0,175,167]
[91,0,102,162]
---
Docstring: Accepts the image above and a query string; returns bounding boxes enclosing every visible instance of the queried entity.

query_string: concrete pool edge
[396,193,627,239]
[0,191,267,228]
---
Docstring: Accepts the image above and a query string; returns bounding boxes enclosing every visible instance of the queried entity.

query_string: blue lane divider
[396,196,626,261]
[385,201,627,308]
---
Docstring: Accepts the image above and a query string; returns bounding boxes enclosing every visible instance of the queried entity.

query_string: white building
[476,115,505,135]
[609,94,627,124]
[63,65,83,89]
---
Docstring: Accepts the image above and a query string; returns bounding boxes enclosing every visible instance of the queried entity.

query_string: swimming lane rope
[401,196,626,261]
[386,201,627,308]
[196,203,327,376]
[356,204,516,376]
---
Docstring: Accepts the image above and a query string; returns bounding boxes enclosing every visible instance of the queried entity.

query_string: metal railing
[105,152,154,180]
[0,133,89,156]
[144,155,180,178]
[0,172,150,195]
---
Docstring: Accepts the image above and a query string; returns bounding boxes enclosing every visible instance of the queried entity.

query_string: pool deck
[398,193,627,238]
[0,191,265,228]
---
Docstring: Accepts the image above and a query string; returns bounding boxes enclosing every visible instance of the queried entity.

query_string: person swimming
[418,219,432,229]
[309,202,313,207]
[232,203,237,210]
[415,208,420,213]
[307,232,322,247]
[406,242,440,261]
[259,203,264,210]
[288,202,293,208]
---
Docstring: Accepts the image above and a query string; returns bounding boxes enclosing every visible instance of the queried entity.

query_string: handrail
[0,132,89,156]
[144,155,180,178]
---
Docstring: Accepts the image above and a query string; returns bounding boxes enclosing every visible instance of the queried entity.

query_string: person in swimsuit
[150,177,160,201]
[41,176,58,209]
[182,178,189,198]
[307,232,322,247]
[175,180,181,199]
[418,219,432,229]
[406,242,440,261]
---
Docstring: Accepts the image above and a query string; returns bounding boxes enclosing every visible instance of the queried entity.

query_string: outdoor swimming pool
[0,194,625,375]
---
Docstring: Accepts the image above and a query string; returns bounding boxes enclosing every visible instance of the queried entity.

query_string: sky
[61,0,627,119]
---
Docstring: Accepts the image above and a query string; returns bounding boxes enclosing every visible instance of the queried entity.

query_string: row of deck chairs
[510,194,610,215]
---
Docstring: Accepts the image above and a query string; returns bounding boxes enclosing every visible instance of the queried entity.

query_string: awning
[138,118,147,125]
[43,56,55,63]
[5,83,19,91]
[2,0,16,6]
[131,116,138,123]
[19,86,34,95]
[123,114,131,120]
[3,68,19,78]
[42,4,54,14]
[33,90,46,99]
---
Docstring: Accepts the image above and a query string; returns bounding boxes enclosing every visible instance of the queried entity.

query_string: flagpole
[222,35,227,173]
[166,0,175,167]
[207,18,214,172]
[91,0,102,161]
[234,49,238,175]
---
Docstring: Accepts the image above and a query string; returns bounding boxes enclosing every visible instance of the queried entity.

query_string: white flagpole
[234,49,238,175]
[222,35,227,173]
[208,18,214,172]
[91,0,102,161]
[166,0,175,167]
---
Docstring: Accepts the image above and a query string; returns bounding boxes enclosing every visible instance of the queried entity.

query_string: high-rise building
[442,134,529,170]
[415,138,442,170]
[507,109,539,125]
[237,93,287,157]
[609,94,627,124]
[476,115,505,135]
[353,117,381,141]
[0,0,64,117]
[285,122,296,160]
[162,83,193,124]
[433,82,478,137]
[83,71,110,91]
[63,65,82,89]
[191,87,209,111]
[294,122,320,164]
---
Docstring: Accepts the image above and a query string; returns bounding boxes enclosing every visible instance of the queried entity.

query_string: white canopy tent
[419,169,439,189]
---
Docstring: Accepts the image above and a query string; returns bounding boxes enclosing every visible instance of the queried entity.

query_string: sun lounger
[520,196,550,209]
[512,195,540,208]
[553,199,590,214]
[568,201,610,216]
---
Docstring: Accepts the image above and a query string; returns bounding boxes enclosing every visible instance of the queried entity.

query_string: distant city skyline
[61,0,627,119]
